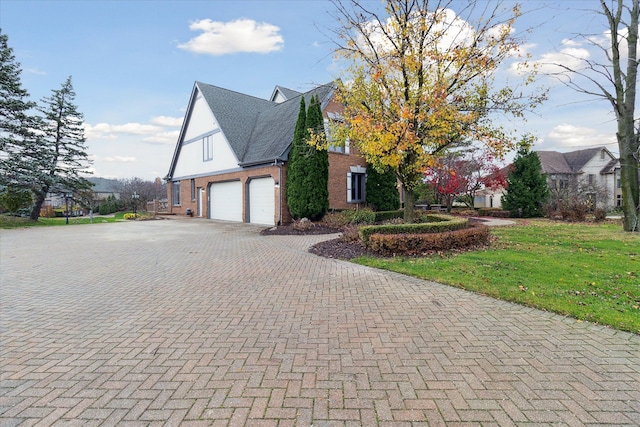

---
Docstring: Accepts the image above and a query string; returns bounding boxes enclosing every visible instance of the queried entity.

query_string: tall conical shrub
[286,95,329,220]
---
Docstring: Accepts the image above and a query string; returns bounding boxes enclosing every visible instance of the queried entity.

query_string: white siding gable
[172,90,239,179]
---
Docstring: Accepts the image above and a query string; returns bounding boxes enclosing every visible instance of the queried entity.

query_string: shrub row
[373,210,404,222]
[477,208,510,218]
[367,224,490,256]
[359,215,467,243]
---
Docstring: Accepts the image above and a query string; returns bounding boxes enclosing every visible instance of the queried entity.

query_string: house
[165,81,367,225]
[536,146,621,208]
[473,165,511,209]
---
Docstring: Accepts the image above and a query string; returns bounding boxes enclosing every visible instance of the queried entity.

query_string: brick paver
[1,219,639,426]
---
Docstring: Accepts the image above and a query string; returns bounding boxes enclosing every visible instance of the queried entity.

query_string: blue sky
[1,0,622,180]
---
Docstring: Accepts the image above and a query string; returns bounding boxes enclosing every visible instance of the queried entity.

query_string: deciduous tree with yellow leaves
[330,0,546,222]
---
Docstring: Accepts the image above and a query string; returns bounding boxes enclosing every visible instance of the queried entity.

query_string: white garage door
[249,177,275,225]
[210,181,242,222]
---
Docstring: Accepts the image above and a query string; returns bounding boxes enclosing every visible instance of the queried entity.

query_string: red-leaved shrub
[367,224,490,256]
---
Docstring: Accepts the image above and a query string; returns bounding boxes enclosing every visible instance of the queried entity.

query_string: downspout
[275,159,283,225]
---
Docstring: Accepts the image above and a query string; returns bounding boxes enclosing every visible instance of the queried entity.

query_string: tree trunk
[404,187,415,223]
[619,139,639,232]
[29,189,47,221]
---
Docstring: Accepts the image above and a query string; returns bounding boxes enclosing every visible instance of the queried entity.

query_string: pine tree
[286,95,329,221]
[301,95,329,220]
[285,96,307,219]
[29,76,92,220]
[366,164,400,211]
[502,147,549,218]
[0,31,39,194]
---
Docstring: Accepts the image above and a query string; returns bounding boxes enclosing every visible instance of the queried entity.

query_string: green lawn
[355,219,640,334]
[0,212,128,228]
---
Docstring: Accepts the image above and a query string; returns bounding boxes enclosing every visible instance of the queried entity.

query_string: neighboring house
[536,146,621,208]
[473,187,505,209]
[87,177,120,202]
[43,177,119,208]
[165,81,367,225]
[473,165,511,210]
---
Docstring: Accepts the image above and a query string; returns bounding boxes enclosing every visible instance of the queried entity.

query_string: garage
[248,177,275,225]
[209,181,242,222]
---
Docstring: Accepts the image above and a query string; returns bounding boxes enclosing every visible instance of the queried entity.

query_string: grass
[355,219,640,334]
[0,212,132,228]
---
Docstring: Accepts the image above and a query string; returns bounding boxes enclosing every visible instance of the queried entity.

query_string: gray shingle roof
[270,85,302,102]
[241,83,335,165]
[196,82,276,163]
[167,81,337,179]
[536,151,572,174]
[536,147,614,175]
[562,147,602,172]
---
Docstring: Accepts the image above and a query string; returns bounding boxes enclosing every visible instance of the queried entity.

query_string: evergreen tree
[286,96,307,219]
[29,76,92,220]
[366,164,400,211]
[0,31,39,194]
[286,95,329,220]
[301,95,329,220]
[502,146,549,218]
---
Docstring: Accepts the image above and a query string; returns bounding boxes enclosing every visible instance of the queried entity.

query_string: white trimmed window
[172,181,181,206]
[347,165,366,203]
[203,135,213,161]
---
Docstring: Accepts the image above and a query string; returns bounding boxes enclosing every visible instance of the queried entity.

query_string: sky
[1,0,626,181]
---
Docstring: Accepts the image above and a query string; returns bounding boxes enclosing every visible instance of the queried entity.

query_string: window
[550,174,557,189]
[559,176,569,190]
[172,181,181,206]
[588,174,595,185]
[600,150,605,160]
[190,179,196,201]
[347,172,366,203]
[617,177,622,188]
[203,135,213,161]
[325,118,350,154]
[617,194,622,207]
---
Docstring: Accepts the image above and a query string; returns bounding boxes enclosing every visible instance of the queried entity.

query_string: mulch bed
[260,223,376,259]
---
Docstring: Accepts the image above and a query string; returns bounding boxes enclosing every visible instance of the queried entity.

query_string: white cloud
[510,39,590,77]
[178,18,284,55]
[103,156,137,163]
[142,130,180,145]
[84,117,182,146]
[25,67,47,76]
[150,116,183,127]
[542,123,616,150]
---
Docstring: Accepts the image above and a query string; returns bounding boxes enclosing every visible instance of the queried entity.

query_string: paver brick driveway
[1,219,639,426]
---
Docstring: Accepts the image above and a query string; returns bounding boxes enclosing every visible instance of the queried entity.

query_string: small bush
[123,213,139,220]
[594,208,607,222]
[293,218,315,231]
[489,210,510,218]
[40,205,55,218]
[368,224,490,256]
[373,210,404,222]
[359,215,467,243]
[559,200,588,222]
[340,225,361,242]
[348,208,376,224]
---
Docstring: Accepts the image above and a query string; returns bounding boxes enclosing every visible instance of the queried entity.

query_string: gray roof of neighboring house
[167,81,336,178]
[87,177,119,193]
[536,147,615,175]
[536,151,572,174]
